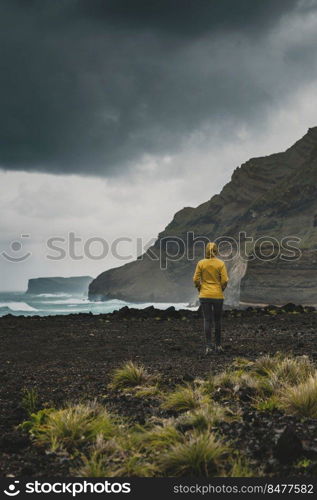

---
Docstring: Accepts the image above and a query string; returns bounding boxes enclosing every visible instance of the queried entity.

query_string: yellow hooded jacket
[193,242,229,299]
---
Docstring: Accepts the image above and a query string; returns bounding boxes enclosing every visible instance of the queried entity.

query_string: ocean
[0,291,197,317]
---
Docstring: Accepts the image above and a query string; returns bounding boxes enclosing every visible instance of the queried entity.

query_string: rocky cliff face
[239,157,317,305]
[27,276,93,295]
[89,128,317,305]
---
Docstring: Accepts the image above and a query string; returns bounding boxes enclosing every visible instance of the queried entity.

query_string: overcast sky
[1,0,317,291]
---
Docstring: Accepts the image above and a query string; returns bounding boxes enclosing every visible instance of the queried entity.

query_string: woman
[193,242,228,355]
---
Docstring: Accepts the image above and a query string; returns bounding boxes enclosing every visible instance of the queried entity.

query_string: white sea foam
[0,302,38,312]
[35,293,73,298]
[40,298,90,305]
[0,292,198,317]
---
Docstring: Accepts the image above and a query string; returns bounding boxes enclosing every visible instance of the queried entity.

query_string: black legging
[200,298,223,346]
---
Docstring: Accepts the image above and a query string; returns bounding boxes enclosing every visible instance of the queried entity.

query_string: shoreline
[0,301,316,320]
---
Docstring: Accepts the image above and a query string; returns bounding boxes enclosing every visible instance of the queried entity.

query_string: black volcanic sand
[0,305,317,477]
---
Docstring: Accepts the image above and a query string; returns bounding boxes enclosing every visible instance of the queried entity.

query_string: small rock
[273,426,303,464]
[282,303,297,313]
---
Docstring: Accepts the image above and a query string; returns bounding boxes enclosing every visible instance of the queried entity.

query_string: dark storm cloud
[0,0,306,175]
[78,0,299,36]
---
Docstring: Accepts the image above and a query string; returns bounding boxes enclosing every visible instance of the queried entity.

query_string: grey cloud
[77,0,299,36]
[0,0,311,176]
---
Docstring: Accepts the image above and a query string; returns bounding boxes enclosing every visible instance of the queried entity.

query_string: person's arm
[220,262,229,291]
[193,262,202,291]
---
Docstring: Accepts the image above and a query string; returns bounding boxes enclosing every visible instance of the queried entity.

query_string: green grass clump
[253,395,281,412]
[212,370,260,397]
[252,354,283,376]
[77,422,182,477]
[295,458,313,469]
[212,370,240,389]
[159,432,227,476]
[76,454,107,477]
[249,355,315,399]
[21,388,39,415]
[215,355,315,399]
[231,357,254,371]
[19,408,54,433]
[161,386,209,412]
[23,402,117,451]
[175,403,235,433]
[76,433,158,477]
[134,385,162,399]
[272,356,314,386]
[76,436,121,476]
[279,374,317,418]
[229,456,258,477]
[252,372,280,396]
[110,361,153,389]
[136,422,184,451]
[106,455,158,477]
[199,376,215,395]
[252,354,314,386]
[74,435,157,477]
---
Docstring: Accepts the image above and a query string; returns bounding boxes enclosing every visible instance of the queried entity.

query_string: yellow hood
[205,242,218,258]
